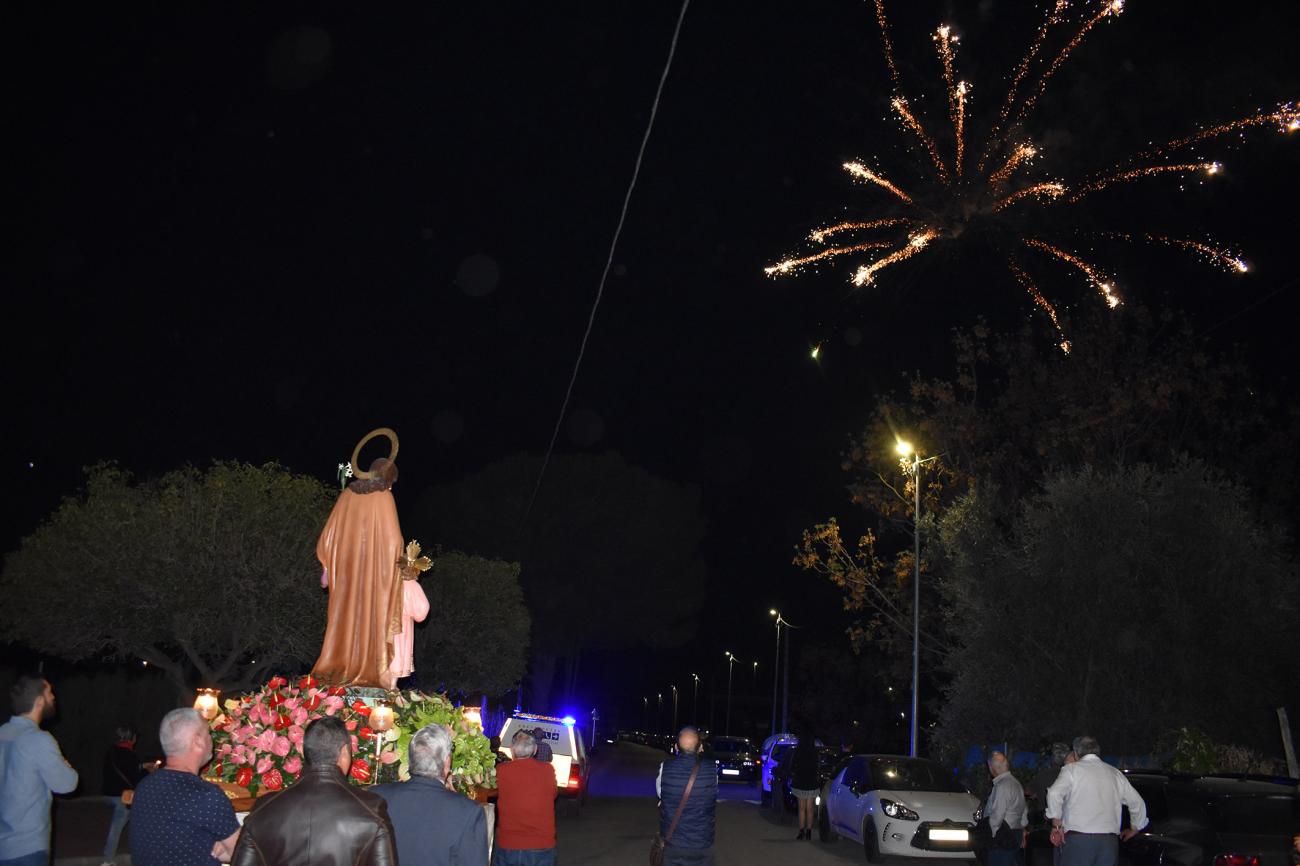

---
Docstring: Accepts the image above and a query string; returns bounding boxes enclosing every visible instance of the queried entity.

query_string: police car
[498,712,590,807]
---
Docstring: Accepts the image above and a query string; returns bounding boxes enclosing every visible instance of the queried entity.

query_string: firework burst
[766,0,1297,349]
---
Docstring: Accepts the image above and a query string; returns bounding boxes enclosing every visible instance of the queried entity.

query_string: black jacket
[231,764,396,866]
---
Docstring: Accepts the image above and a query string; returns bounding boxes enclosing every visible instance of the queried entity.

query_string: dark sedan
[1026,772,1299,866]
[708,736,760,784]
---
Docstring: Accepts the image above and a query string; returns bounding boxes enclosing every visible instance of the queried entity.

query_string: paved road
[558,742,968,865]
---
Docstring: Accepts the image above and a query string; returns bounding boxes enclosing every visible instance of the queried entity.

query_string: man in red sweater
[494,731,559,865]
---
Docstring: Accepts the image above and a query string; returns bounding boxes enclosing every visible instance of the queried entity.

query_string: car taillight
[567,763,581,788]
[1214,855,1261,866]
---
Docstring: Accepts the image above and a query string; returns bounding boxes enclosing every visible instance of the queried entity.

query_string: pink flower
[282,697,300,711]
[217,743,233,757]
[350,735,359,753]
[287,725,305,744]
[292,707,309,727]
[345,720,357,732]
[323,696,345,715]
[231,746,248,765]
[379,750,399,765]
[256,756,274,775]
[282,756,302,775]
[271,736,291,758]
[255,730,278,752]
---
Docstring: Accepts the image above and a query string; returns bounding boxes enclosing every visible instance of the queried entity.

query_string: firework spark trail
[874,0,903,95]
[765,241,896,275]
[989,144,1038,189]
[978,0,1070,173]
[1101,231,1249,273]
[1130,103,1300,163]
[1013,0,1125,130]
[843,161,915,203]
[892,97,950,183]
[852,230,939,286]
[1024,237,1121,307]
[934,26,958,117]
[1068,162,1220,202]
[810,218,914,244]
[1007,258,1071,352]
[955,81,971,174]
[991,181,1066,211]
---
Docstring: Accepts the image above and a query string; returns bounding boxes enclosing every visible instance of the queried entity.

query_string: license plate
[929,829,969,842]
[722,769,740,775]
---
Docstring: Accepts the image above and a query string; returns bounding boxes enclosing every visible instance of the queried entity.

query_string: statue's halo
[350,428,399,479]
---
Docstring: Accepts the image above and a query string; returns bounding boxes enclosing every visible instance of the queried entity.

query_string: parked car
[1024,771,1300,866]
[819,754,980,862]
[770,745,840,817]
[707,735,759,784]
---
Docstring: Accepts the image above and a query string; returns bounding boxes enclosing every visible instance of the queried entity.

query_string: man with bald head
[983,751,1028,866]
[655,727,718,866]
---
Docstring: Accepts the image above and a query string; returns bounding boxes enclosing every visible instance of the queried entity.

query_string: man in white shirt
[984,752,1028,866]
[1045,736,1147,866]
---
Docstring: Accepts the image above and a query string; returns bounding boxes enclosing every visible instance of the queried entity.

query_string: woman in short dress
[791,734,821,840]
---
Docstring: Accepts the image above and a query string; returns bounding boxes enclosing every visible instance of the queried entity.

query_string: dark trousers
[493,848,556,866]
[989,847,1022,866]
[1060,833,1119,866]
[663,845,714,866]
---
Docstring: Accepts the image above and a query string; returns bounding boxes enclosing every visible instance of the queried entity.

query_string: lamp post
[895,438,938,758]
[724,651,741,735]
[691,674,700,724]
[643,695,648,732]
[671,685,678,731]
[657,692,663,734]
[769,610,798,733]
[752,660,758,688]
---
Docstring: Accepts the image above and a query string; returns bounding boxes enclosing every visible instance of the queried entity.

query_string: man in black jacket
[231,716,395,866]
[656,727,719,866]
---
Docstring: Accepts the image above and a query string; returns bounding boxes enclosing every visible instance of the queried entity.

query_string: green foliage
[1160,727,1219,775]
[934,461,1298,753]
[0,462,335,694]
[414,551,530,698]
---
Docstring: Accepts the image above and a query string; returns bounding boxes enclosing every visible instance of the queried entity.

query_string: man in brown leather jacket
[232,716,395,866]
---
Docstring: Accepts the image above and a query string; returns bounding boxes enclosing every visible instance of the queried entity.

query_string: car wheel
[863,818,884,863]
[818,802,838,843]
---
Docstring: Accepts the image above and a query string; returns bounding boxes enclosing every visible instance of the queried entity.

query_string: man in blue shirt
[0,675,79,866]
[130,708,240,866]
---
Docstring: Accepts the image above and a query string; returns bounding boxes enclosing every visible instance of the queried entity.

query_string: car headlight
[880,798,920,821]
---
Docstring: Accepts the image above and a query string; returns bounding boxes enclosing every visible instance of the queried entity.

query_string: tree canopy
[0,462,335,697]
[413,551,530,699]
[414,451,707,709]
[934,460,1298,753]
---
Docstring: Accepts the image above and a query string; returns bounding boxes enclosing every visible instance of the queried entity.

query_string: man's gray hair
[1072,735,1100,758]
[511,730,538,759]
[1050,742,1072,767]
[159,708,205,757]
[409,724,455,779]
[988,752,1009,773]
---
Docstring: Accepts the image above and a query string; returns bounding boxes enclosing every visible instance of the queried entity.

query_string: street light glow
[895,439,914,456]
[769,608,778,616]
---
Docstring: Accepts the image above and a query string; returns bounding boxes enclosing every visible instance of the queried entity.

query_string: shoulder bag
[650,761,700,866]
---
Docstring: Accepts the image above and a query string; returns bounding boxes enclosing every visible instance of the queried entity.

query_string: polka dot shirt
[129,769,240,866]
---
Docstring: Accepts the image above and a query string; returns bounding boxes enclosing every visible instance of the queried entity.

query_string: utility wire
[525,0,692,517]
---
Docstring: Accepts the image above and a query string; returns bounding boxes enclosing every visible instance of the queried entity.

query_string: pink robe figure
[388,578,430,681]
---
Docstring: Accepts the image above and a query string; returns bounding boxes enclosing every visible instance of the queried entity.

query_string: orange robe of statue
[311,485,405,689]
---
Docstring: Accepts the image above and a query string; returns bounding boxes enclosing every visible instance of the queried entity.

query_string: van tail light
[1214,855,1260,866]
[567,763,581,788]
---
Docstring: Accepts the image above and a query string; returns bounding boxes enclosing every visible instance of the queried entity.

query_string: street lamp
[752,660,758,687]
[724,651,741,735]
[769,609,798,734]
[895,438,938,758]
[657,692,663,733]
[671,685,679,731]
[691,674,700,724]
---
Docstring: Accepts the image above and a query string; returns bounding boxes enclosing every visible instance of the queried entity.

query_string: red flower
[328,686,346,697]
[304,694,322,711]
[260,769,284,791]
[298,675,318,690]
[359,727,374,740]
[210,761,223,778]
[235,767,254,788]
[351,700,371,716]
[266,676,287,689]
[273,712,291,731]
[267,692,283,708]
[349,758,371,783]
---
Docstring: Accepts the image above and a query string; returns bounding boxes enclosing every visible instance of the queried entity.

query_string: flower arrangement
[205,676,496,797]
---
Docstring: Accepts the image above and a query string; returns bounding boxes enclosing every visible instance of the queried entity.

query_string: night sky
[8,1,1300,729]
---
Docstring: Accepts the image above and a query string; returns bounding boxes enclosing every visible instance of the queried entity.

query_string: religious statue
[312,428,414,690]
[389,541,432,682]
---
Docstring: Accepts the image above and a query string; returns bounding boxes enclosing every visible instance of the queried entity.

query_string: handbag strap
[664,761,701,845]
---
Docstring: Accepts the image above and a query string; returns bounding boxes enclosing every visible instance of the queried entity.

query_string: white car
[819,754,980,861]
[498,712,589,809]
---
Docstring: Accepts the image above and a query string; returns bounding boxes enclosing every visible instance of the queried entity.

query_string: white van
[498,712,589,806]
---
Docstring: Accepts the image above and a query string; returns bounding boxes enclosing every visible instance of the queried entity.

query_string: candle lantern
[461,706,482,728]
[368,701,395,782]
[194,688,220,721]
